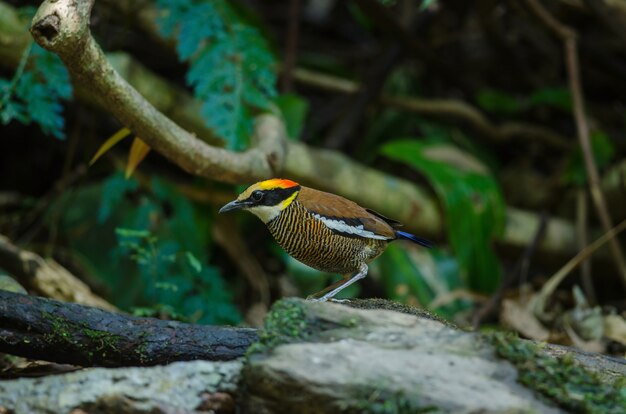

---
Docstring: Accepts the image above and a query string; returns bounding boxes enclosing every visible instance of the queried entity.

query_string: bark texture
[0,291,257,367]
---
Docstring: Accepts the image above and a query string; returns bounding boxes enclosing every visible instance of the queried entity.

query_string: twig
[525,0,626,289]
[533,218,626,320]
[576,189,596,303]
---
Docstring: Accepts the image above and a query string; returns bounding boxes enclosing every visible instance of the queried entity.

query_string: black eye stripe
[249,186,300,206]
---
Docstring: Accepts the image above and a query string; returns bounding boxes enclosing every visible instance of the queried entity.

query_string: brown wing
[298,186,396,239]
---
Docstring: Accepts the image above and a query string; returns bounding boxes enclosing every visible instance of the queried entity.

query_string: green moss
[82,328,120,355]
[41,312,121,361]
[42,312,74,345]
[247,298,312,356]
[490,332,626,413]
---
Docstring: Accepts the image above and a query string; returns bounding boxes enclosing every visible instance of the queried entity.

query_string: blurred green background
[1,0,625,355]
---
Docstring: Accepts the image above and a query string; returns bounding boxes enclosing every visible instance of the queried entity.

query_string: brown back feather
[298,187,396,239]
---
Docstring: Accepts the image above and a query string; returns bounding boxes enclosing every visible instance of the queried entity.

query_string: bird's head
[219,178,301,223]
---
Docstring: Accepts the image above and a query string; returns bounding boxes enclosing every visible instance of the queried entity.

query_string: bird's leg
[307,264,368,302]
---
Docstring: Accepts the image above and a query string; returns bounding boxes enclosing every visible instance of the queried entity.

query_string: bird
[219,178,432,302]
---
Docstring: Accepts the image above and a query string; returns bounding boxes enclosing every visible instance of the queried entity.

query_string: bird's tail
[395,231,433,248]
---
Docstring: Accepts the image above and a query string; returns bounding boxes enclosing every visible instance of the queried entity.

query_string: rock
[241,299,625,414]
[0,360,242,413]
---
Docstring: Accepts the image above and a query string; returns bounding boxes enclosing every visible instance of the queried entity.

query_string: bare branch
[30,0,287,184]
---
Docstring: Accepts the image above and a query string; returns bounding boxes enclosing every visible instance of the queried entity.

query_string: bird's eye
[251,190,264,201]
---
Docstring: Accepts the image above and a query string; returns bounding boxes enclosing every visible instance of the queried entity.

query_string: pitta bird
[219,178,431,301]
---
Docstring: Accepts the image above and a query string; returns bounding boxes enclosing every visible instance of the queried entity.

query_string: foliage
[156,0,277,149]
[374,244,471,319]
[381,139,505,293]
[0,43,72,139]
[49,172,241,325]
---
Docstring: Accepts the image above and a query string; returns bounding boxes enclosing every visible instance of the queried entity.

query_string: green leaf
[90,127,132,166]
[115,228,152,239]
[125,137,151,178]
[156,0,277,149]
[96,177,241,324]
[381,139,505,293]
[275,93,309,140]
[0,39,72,139]
[185,251,202,273]
[98,172,139,223]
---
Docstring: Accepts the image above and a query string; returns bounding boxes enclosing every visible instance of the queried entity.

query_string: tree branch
[0,290,258,366]
[30,0,287,184]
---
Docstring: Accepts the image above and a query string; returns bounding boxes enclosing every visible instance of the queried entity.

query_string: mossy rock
[241,298,566,413]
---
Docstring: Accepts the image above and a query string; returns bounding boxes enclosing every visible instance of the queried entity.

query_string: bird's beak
[219,199,246,214]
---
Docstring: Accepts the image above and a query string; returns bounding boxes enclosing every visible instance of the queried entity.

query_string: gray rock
[242,300,564,413]
[0,360,242,413]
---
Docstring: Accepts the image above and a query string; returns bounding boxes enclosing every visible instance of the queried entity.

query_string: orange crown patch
[257,178,299,190]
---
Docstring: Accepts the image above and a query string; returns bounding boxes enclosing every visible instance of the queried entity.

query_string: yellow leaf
[125,137,151,178]
[89,127,132,166]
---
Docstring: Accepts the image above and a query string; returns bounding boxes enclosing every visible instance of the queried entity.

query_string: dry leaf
[501,297,550,341]
[89,127,131,166]
[125,137,151,178]
[604,314,626,345]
